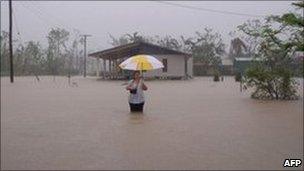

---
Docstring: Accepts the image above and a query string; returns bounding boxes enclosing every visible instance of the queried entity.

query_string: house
[89,41,193,79]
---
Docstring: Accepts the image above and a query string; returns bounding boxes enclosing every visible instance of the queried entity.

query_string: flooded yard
[1,76,303,170]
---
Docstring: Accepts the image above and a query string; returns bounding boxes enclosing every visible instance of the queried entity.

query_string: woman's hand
[142,82,148,91]
[126,80,135,90]
[126,82,132,90]
[126,86,132,90]
[139,78,147,90]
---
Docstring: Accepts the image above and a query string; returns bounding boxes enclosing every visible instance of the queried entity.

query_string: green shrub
[213,71,220,82]
[244,64,299,100]
[235,72,242,82]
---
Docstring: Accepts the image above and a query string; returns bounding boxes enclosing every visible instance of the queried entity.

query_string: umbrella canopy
[119,54,164,71]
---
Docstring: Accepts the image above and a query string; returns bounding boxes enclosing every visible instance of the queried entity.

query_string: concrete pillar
[112,60,115,73]
[114,59,118,73]
[109,59,112,73]
[115,59,119,79]
[109,59,112,79]
[184,56,188,78]
[96,58,100,77]
[103,59,106,79]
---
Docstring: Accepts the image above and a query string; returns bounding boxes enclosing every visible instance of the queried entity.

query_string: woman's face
[134,72,140,79]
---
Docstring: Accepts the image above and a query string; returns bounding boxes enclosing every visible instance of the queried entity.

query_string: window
[162,59,167,72]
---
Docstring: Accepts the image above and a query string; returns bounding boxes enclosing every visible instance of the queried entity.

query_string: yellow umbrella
[119,54,164,71]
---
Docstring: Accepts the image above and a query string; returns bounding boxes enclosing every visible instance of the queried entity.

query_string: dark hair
[133,71,140,79]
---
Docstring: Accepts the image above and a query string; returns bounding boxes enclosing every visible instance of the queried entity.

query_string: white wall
[187,56,193,77]
[144,54,193,78]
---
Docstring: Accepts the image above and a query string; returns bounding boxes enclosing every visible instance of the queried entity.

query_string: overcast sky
[0,1,297,53]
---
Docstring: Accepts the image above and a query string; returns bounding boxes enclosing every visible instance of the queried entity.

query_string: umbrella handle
[140,62,143,78]
[140,63,144,79]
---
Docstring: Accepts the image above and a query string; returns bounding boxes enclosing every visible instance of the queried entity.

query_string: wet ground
[1,76,303,170]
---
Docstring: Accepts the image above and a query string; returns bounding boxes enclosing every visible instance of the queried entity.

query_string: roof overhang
[89,41,191,60]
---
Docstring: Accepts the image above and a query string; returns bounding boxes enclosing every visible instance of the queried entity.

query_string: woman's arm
[126,80,133,90]
[142,81,148,91]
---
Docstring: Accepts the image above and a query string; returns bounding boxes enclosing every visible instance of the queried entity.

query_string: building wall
[193,64,234,76]
[187,56,193,76]
[144,54,193,78]
[233,59,255,75]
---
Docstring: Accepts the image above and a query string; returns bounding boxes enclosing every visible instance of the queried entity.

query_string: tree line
[1,19,263,78]
[1,28,85,77]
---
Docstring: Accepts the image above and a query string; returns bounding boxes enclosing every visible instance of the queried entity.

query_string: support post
[9,0,14,83]
[96,58,100,77]
[80,34,91,77]
[114,59,118,78]
[184,56,188,79]
[103,58,106,79]
[109,59,112,73]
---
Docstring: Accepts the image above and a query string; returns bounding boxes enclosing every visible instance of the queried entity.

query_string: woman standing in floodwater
[126,71,148,112]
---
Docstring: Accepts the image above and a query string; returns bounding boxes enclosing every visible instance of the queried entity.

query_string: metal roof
[234,57,262,61]
[89,41,191,60]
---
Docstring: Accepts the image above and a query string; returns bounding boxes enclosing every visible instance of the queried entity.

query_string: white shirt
[127,79,145,104]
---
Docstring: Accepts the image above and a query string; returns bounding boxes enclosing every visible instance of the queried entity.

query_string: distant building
[233,57,262,75]
[220,55,234,75]
[234,53,303,76]
[193,55,234,76]
[89,41,193,79]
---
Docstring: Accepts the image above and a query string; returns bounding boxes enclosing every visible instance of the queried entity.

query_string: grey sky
[0,1,296,53]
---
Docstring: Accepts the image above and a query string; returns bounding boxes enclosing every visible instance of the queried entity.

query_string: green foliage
[292,1,304,8]
[235,72,242,82]
[13,41,44,75]
[46,28,70,75]
[244,63,299,100]
[109,32,184,52]
[109,28,225,67]
[0,31,9,74]
[155,35,183,51]
[1,27,84,77]
[238,2,303,100]
[182,28,225,66]
[108,32,154,47]
[213,70,220,82]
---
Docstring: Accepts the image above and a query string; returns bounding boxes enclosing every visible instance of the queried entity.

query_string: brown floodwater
[1,76,303,170]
